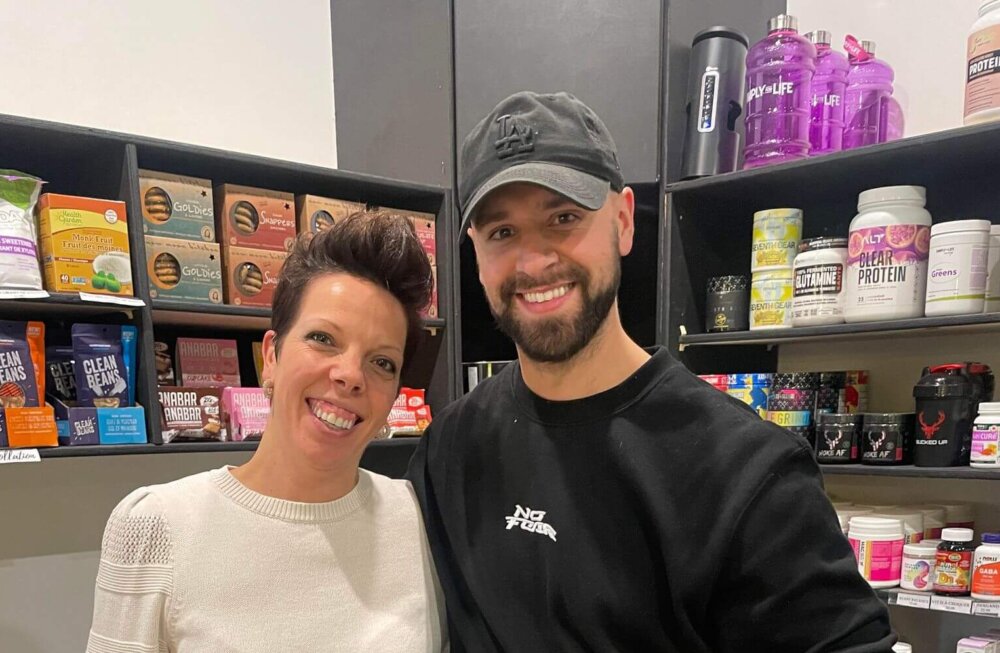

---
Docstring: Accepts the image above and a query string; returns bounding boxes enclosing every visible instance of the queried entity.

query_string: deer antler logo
[918,411,946,439]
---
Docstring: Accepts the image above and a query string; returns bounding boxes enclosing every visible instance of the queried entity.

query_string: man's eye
[489,226,514,241]
[554,213,580,225]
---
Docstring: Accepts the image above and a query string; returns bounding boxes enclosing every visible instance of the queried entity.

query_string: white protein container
[925,219,991,316]
[848,516,905,588]
[844,186,932,323]
[792,237,848,327]
[972,401,1000,468]
[965,0,1000,125]
[836,508,874,535]
[986,224,1000,312]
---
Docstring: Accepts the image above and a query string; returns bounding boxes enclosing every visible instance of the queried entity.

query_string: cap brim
[460,162,610,240]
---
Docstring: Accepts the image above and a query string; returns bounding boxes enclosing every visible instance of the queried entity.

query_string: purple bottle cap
[984,533,1000,544]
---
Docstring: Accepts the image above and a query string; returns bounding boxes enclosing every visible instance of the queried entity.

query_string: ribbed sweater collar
[210,466,373,523]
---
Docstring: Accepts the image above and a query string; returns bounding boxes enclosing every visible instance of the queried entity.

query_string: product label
[973,556,1000,597]
[752,214,802,271]
[707,290,748,332]
[935,549,973,593]
[863,428,905,462]
[972,426,1000,464]
[966,25,1000,118]
[850,536,903,582]
[846,225,930,315]
[817,425,857,461]
[726,386,769,419]
[766,410,811,427]
[793,263,845,321]
[750,277,794,329]
[926,242,989,304]
[902,557,934,591]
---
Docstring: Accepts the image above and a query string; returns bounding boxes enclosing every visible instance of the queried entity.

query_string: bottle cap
[930,219,992,237]
[806,30,832,45]
[857,185,926,210]
[983,532,1000,544]
[979,402,1000,414]
[768,14,798,33]
[692,26,749,48]
[798,237,848,253]
[941,527,974,542]
[861,40,877,56]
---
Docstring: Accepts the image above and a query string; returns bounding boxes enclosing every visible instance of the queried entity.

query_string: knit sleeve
[87,488,174,653]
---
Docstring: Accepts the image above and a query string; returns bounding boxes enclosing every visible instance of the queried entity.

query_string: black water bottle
[913,364,977,467]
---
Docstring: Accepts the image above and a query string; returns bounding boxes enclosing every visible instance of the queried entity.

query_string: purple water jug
[806,30,848,155]
[843,39,902,149]
[743,14,817,169]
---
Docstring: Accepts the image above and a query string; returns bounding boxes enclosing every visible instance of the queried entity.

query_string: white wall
[0,0,337,167]
[788,0,980,137]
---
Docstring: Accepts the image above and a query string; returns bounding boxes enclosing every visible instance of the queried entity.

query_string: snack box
[139,169,215,242]
[419,266,438,319]
[215,184,296,252]
[175,338,241,388]
[0,405,58,448]
[408,211,436,265]
[157,386,226,442]
[296,194,364,236]
[222,387,270,441]
[154,341,175,385]
[221,246,285,307]
[37,193,134,296]
[48,394,147,445]
[145,236,223,304]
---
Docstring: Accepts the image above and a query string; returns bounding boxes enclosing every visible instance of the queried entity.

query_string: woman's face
[261,272,407,470]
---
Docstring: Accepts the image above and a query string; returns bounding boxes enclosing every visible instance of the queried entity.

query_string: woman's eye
[307,332,333,346]
[374,357,398,375]
[488,226,514,241]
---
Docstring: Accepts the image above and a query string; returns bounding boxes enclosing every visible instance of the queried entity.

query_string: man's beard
[489,257,620,364]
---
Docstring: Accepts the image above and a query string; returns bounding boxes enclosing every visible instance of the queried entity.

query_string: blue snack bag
[72,324,128,408]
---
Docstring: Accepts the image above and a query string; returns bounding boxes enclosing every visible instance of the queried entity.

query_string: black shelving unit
[820,465,1000,480]
[0,113,459,461]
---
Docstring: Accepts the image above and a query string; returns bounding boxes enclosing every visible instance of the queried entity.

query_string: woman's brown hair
[271,210,434,374]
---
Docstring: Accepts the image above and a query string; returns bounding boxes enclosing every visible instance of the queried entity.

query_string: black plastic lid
[692,26,750,48]
[817,412,863,426]
[707,275,749,292]
[914,367,975,399]
[798,237,848,253]
[863,412,915,426]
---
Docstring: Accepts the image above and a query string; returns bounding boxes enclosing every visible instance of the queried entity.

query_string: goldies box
[215,184,296,252]
[139,170,215,242]
[420,266,438,319]
[408,211,436,265]
[145,236,223,304]
[296,195,364,235]
[221,246,286,307]
[37,194,134,296]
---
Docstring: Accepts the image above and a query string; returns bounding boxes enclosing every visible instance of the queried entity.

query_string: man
[408,91,894,652]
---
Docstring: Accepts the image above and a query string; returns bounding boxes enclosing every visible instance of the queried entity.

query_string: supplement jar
[725,373,772,418]
[861,412,914,465]
[918,506,947,540]
[935,528,976,596]
[751,208,803,272]
[972,401,1000,468]
[815,413,861,463]
[925,219,991,316]
[901,542,938,592]
[792,237,848,326]
[871,509,924,544]
[836,507,873,535]
[933,503,976,530]
[750,269,794,329]
[706,275,750,332]
[848,516,904,588]
[767,372,819,444]
[972,532,1000,599]
[965,0,1000,125]
[844,186,932,323]
[986,224,1000,312]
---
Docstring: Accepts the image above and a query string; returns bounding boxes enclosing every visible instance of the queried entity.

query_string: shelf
[151,299,446,333]
[880,589,1000,618]
[0,292,142,321]
[821,465,1000,480]
[679,313,1000,348]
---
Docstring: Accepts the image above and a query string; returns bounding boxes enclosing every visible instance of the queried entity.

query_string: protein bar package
[158,386,225,442]
[72,324,131,408]
[175,337,240,388]
[0,320,45,408]
[0,170,45,292]
[45,345,77,402]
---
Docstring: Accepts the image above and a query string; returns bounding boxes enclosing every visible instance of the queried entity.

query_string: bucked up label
[846,225,930,310]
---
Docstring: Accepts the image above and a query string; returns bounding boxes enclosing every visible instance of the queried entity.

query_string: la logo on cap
[494,114,534,159]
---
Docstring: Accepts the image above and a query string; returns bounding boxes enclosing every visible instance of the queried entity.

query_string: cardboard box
[222,387,269,441]
[139,170,215,242]
[145,236,223,304]
[157,386,226,442]
[420,266,438,319]
[408,212,436,265]
[1,405,59,448]
[64,405,147,446]
[215,184,296,252]
[221,246,285,307]
[296,195,364,235]
[37,194,134,296]
[175,338,241,388]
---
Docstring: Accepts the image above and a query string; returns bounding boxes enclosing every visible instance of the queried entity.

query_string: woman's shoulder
[360,469,421,512]
[107,469,220,525]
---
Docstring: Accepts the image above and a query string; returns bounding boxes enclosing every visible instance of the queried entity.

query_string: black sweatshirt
[408,348,895,652]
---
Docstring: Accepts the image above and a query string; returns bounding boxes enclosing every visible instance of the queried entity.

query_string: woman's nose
[329,354,366,394]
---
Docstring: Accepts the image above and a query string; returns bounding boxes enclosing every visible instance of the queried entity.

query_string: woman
[87,212,446,652]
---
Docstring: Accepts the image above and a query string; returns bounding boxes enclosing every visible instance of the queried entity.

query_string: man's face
[468,183,635,363]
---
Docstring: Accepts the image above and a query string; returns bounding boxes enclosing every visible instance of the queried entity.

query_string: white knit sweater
[87,467,446,653]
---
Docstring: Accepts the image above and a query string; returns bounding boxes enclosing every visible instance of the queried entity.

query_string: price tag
[895,592,932,609]
[930,595,973,614]
[79,293,145,307]
[0,448,41,464]
[0,289,49,300]
[972,601,1000,617]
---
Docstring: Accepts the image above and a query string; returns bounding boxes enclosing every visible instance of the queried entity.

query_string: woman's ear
[261,330,279,384]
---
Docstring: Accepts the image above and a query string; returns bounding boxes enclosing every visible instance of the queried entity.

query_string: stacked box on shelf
[296,194,364,236]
